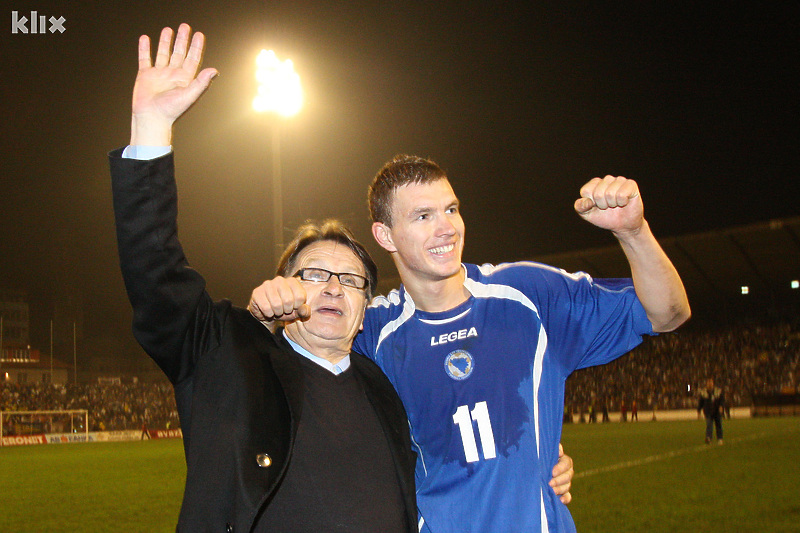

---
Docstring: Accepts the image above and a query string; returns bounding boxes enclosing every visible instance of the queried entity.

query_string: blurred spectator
[697,377,725,444]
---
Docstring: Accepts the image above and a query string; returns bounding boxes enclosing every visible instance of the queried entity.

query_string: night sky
[2,2,797,360]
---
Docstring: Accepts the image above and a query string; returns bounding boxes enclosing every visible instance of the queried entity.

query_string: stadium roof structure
[529,216,800,323]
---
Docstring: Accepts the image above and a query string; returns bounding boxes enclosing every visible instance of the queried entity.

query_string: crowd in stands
[2,314,798,434]
[566,315,800,416]
[0,381,178,433]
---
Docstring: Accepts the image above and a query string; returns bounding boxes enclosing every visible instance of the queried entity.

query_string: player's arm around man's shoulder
[574,176,690,332]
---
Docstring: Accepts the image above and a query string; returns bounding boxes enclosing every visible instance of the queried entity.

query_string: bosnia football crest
[444,349,474,380]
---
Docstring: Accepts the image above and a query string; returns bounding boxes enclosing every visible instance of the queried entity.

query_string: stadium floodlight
[252,50,302,117]
[741,286,749,295]
[252,49,302,268]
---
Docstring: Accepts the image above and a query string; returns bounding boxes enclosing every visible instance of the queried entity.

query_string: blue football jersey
[353,262,653,532]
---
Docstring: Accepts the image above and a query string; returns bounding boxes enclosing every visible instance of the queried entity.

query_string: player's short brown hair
[368,154,448,227]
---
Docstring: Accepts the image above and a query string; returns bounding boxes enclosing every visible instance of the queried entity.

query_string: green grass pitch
[1,417,798,531]
[562,417,800,532]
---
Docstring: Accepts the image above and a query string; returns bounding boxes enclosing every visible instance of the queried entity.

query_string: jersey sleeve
[508,262,653,373]
[352,293,403,382]
[352,304,381,361]
[351,323,373,360]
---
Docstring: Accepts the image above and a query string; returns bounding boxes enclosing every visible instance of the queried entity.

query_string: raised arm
[130,23,218,146]
[111,24,218,382]
[574,176,690,332]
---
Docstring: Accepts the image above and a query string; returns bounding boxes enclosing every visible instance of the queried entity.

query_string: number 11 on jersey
[453,401,497,463]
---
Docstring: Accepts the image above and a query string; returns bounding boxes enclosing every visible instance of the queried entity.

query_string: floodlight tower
[253,49,302,266]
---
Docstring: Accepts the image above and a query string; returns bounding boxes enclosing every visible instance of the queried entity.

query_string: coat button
[256,453,272,468]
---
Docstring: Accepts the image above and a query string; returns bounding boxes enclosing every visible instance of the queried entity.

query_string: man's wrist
[130,113,174,146]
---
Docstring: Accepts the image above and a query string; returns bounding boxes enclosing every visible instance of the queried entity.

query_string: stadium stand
[566,315,800,414]
[0,381,178,433]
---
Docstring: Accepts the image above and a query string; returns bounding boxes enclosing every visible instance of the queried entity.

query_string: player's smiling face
[383,178,465,283]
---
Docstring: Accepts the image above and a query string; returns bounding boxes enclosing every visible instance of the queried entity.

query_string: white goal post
[0,410,89,443]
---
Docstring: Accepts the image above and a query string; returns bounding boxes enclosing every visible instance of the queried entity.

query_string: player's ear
[372,222,397,253]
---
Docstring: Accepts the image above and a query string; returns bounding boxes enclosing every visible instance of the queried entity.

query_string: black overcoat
[110,149,417,532]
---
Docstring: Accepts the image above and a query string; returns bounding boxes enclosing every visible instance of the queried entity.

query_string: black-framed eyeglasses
[294,268,369,290]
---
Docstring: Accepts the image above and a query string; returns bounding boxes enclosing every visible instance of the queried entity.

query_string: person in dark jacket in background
[698,378,725,444]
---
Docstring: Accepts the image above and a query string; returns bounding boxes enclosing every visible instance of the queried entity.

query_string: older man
[111,24,419,532]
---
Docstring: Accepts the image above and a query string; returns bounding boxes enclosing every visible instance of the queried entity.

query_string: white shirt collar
[282,330,351,375]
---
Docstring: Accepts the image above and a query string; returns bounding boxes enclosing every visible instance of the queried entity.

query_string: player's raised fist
[574,175,644,235]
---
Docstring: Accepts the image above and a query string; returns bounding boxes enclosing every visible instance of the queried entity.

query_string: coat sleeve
[109,148,219,385]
